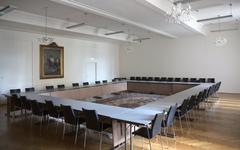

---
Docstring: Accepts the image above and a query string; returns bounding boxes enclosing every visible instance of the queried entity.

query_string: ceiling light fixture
[104,31,124,36]
[197,15,232,22]
[215,17,227,47]
[0,5,16,16]
[165,0,192,24]
[66,23,86,29]
[132,37,151,43]
[38,7,53,44]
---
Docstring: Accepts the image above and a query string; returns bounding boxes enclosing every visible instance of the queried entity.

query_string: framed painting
[40,42,64,79]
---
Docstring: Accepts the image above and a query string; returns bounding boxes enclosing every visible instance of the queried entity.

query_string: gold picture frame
[40,42,64,79]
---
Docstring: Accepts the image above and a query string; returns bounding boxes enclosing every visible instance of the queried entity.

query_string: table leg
[125,122,127,150]
[130,124,133,150]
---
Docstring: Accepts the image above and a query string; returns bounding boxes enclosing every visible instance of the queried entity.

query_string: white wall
[120,30,240,93]
[0,29,120,95]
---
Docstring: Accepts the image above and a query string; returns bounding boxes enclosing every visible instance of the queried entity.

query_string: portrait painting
[40,42,64,79]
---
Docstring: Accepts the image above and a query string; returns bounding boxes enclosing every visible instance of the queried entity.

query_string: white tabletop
[19,81,213,126]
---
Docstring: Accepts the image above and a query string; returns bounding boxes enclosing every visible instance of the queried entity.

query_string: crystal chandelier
[215,18,227,47]
[38,7,53,44]
[165,0,192,24]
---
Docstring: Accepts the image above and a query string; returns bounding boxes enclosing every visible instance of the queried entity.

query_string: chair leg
[84,129,87,149]
[148,139,152,150]
[99,132,103,150]
[178,112,183,133]
[147,128,152,150]
[74,125,79,144]
[62,123,66,140]
[159,132,164,150]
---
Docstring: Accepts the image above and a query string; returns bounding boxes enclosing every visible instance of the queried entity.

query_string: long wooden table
[6,80,214,149]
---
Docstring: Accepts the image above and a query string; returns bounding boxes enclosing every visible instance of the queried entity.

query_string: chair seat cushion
[133,127,152,139]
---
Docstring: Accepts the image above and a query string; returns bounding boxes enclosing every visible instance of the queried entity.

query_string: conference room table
[6,80,214,150]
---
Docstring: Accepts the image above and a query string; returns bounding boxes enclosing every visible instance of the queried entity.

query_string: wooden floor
[0,93,239,150]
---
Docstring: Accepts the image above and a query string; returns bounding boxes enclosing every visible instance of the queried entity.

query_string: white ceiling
[0,0,239,42]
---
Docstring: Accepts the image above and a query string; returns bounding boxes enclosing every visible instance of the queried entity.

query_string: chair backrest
[182,78,189,82]
[188,95,197,110]
[102,80,108,83]
[57,84,65,89]
[167,77,173,82]
[174,78,181,82]
[45,100,58,118]
[207,78,215,83]
[151,113,164,138]
[142,77,147,81]
[72,83,79,87]
[136,77,141,80]
[154,77,160,81]
[25,87,35,92]
[82,108,101,131]
[46,86,54,90]
[160,77,167,81]
[178,98,189,115]
[30,100,42,116]
[130,77,136,80]
[10,89,21,95]
[148,77,153,81]
[190,78,197,82]
[214,82,221,92]
[95,81,101,84]
[165,103,178,126]
[198,78,206,83]
[83,82,89,86]
[20,96,31,110]
[61,105,76,125]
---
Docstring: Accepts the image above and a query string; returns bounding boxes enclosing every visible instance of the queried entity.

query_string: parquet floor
[0,93,239,150]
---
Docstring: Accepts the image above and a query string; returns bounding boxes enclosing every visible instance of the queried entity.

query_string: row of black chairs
[6,95,112,149]
[6,94,180,150]
[130,76,215,83]
[9,80,109,94]
[175,82,221,132]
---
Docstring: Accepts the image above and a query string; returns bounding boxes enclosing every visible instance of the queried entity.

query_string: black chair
[10,89,21,95]
[102,80,108,84]
[175,99,189,132]
[160,77,167,81]
[142,77,147,81]
[154,77,160,81]
[174,78,181,82]
[190,78,197,82]
[136,77,141,81]
[162,103,178,137]
[167,77,174,82]
[198,78,206,83]
[57,84,65,89]
[61,105,85,144]
[82,108,111,150]
[20,96,31,117]
[148,77,153,81]
[182,78,189,82]
[83,82,89,86]
[25,87,35,92]
[207,78,215,83]
[8,94,22,118]
[72,83,79,87]
[95,81,101,84]
[130,77,136,80]
[45,100,63,132]
[46,86,54,91]
[133,113,164,150]
[30,100,48,131]
[112,79,117,82]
